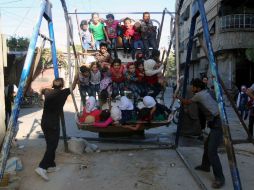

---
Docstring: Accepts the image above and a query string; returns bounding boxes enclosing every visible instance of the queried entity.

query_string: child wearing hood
[119,96,136,124]
[144,50,164,98]
[78,96,114,128]
[79,96,101,123]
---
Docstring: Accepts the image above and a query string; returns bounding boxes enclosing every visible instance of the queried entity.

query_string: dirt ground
[14,140,200,190]
[5,88,254,190]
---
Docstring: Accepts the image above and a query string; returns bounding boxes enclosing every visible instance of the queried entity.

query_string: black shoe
[195,165,210,172]
[211,180,225,189]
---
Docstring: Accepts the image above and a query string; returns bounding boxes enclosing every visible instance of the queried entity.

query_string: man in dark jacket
[35,78,77,181]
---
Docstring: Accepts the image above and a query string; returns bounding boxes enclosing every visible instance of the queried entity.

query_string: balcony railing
[219,14,254,31]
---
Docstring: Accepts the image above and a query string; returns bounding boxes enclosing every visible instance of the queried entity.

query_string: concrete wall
[177,0,254,89]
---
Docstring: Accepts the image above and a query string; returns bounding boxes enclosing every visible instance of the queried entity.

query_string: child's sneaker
[47,167,60,173]
[35,167,49,181]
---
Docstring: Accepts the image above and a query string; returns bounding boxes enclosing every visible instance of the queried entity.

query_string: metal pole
[60,111,68,152]
[32,39,46,79]
[163,19,175,76]
[197,0,242,189]
[157,9,166,48]
[0,0,47,180]
[175,14,198,147]
[24,38,46,95]
[175,148,208,190]
[174,2,181,107]
[0,15,6,142]
[47,3,69,152]
[61,0,79,114]
[161,49,166,64]
[67,16,79,113]
[48,21,59,78]
[75,9,84,51]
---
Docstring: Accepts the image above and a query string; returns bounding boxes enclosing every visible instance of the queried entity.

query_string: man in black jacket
[35,78,77,181]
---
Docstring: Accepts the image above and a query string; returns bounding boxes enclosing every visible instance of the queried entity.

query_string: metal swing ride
[0,0,244,189]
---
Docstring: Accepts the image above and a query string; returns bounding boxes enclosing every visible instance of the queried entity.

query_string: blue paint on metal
[197,0,242,189]
[48,21,59,78]
[0,0,47,180]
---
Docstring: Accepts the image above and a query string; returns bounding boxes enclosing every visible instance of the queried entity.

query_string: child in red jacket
[121,18,134,58]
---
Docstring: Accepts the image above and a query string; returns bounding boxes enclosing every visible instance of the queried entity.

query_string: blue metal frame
[0,0,59,180]
[48,21,59,78]
[175,0,242,189]
[196,0,242,189]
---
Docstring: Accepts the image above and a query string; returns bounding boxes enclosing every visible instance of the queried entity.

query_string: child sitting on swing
[78,96,115,128]
[123,96,171,131]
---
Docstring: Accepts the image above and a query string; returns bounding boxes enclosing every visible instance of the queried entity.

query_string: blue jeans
[148,83,162,98]
[112,82,125,98]
[132,40,144,60]
[137,82,148,97]
[108,38,118,58]
[79,85,92,105]
[201,127,225,182]
[126,82,141,99]
[82,42,92,51]
[91,83,100,99]
[142,35,157,59]
[122,37,133,54]
[95,40,105,50]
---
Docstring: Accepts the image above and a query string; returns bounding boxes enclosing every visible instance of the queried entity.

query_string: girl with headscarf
[79,96,101,123]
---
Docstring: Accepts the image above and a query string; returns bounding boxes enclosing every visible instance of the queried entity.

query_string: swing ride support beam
[45,1,69,152]
[60,0,80,114]
[174,0,242,189]
[175,8,198,147]
[0,0,49,181]
[196,0,242,188]
[157,9,166,48]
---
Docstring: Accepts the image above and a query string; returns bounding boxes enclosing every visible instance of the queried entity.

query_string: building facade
[177,0,254,90]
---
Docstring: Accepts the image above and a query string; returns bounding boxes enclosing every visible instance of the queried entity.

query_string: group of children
[74,46,165,104]
[78,95,171,130]
[80,12,157,59]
